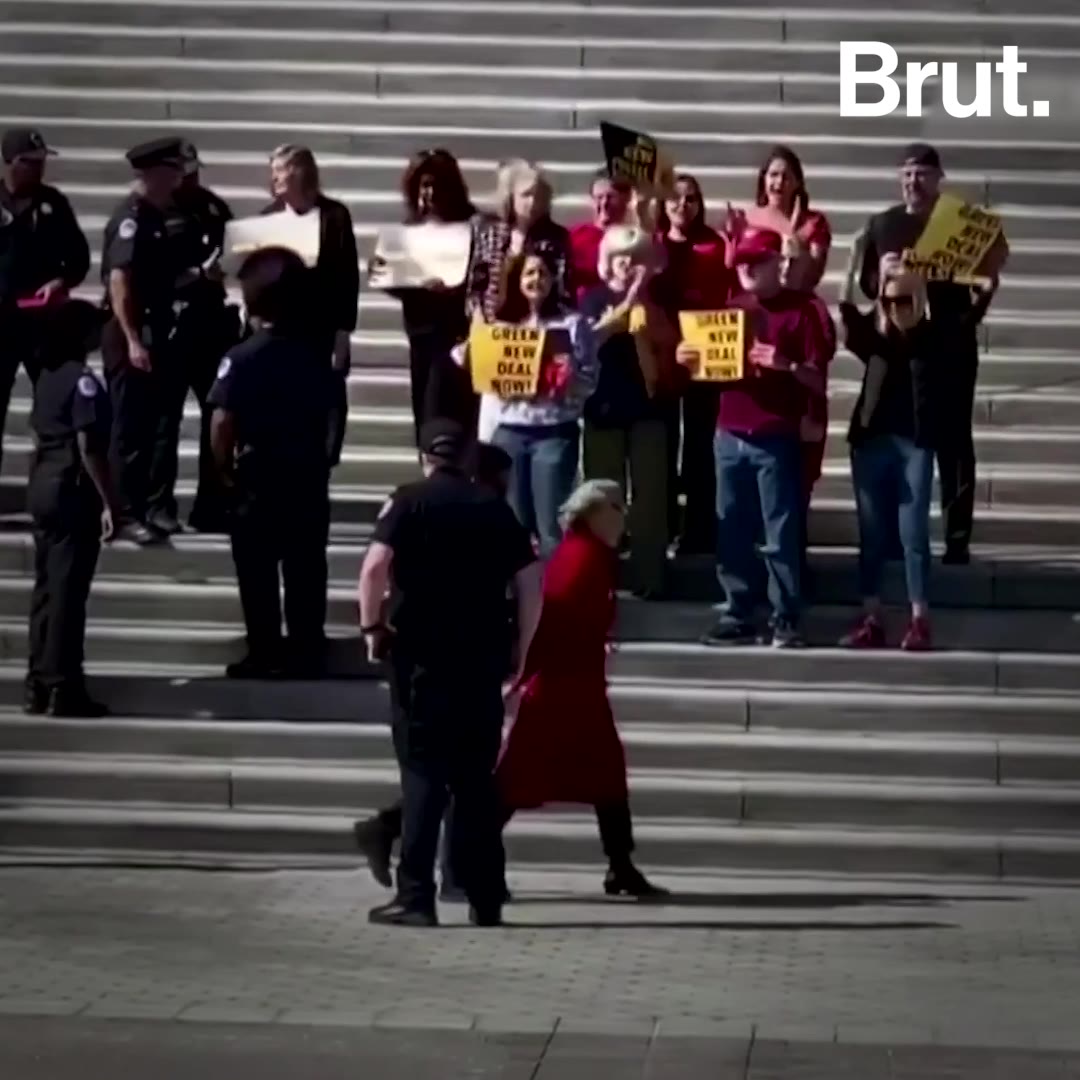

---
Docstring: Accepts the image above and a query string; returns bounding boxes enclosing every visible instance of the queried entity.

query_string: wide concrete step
[21,116,1080,173]
[4,713,1080,781]
[1,801,1078,881]
[9,0,1080,49]
[4,755,1080,833]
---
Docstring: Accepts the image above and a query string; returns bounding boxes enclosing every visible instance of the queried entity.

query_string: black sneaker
[47,686,108,718]
[368,901,438,928]
[354,818,395,889]
[942,543,971,566]
[225,654,283,680]
[115,520,161,546]
[23,677,47,715]
[770,622,805,649]
[701,618,757,646]
[147,511,183,537]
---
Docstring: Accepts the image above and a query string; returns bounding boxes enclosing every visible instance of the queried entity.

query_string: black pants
[936,357,978,550]
[230,481,330,663]
[406,330,478,444]
[389,656,505,915]
[174,303,240,527]
[679,383,721,550]
[26,469,100,691]
[101,319,185,524]
[374,798,458,886]
[0,310,45,476]
[502,801,634,863]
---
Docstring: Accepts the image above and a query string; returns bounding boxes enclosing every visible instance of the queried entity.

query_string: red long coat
[495,527,629,810]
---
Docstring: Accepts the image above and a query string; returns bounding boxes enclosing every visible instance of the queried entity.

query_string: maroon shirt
[717,290,832,438]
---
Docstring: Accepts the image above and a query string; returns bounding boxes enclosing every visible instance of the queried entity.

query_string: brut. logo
[840,43,1051,118]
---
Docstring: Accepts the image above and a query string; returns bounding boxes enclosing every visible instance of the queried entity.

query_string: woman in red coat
[496,479,665,898]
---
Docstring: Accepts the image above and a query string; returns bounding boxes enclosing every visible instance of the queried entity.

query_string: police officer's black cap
[2,127,56,164]
[899,142,943,172]
[125,137,186,171]
[420,419,468,461]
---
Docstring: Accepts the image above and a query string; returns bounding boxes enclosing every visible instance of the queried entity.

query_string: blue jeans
[493,422,580,559]
[851,434,933,606]
[715,428,802,627]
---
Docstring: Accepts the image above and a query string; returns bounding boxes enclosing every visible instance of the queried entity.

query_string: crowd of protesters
[0,124,1008,719]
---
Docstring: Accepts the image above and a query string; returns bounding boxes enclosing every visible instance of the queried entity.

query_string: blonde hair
[597,225,658,284]
[559,479,625,531]
[495,158,552,224]
[876,267,928,335]
[269,143,320,195]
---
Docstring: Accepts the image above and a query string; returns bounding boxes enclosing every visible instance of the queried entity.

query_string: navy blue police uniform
[207,326,337,677]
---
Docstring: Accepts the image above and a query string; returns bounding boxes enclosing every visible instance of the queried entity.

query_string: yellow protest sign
[469,323,547,399]
[600,121,674,195]
[905,194,1003,281]
[678,309,745,382]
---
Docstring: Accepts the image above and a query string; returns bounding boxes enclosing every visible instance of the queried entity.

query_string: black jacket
[262,194,359,338]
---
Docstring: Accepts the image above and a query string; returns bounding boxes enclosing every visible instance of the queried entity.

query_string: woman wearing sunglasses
[838,239,950,651]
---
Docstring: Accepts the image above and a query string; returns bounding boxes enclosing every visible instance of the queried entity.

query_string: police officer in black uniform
[358,420,542,928]
[100,136,190,545]
[0,127,90,476]
[172,140,238,533]
[207,246,339,679]
[26,298,116,717]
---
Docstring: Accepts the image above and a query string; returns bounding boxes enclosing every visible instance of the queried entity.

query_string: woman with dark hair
[456,251,597,557]
[390,148,483,438]
[653,174,733,553]
[262,144,358,465]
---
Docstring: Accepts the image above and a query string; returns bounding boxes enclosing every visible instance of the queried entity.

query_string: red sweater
[718,290,833,438]
[569,221,604,305]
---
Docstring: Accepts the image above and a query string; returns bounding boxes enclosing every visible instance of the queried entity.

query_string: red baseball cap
[733,229,783,266]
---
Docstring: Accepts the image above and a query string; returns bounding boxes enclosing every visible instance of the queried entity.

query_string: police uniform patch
[118,218,137,241]
[217,357,232,380]
[77,375,99,398]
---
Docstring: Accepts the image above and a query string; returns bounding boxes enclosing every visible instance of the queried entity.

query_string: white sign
[222,209,321,275]
[368,222,472,290]
[840,43,1051,118]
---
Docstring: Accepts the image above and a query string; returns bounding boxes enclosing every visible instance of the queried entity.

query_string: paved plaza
[2,865,1080,1074]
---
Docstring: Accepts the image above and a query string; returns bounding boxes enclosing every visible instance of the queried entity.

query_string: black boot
[368,900,438,927]
[353,817,395,889]
[23,676,47,715]
[47,684,108,719]
[603,861,669,899]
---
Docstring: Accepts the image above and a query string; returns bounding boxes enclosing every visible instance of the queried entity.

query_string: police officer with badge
[358,420,543,928]
[26,298,117,718]
[208,246,339,679]
[0,126,90,476]
[173,140,238,533]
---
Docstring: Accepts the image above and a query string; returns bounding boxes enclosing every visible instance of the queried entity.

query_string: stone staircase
[1,0,1079,882]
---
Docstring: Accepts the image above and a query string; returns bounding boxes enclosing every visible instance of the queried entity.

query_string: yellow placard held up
[905,193,1002,282]
[678,309,745,382]
[469,323,547,399]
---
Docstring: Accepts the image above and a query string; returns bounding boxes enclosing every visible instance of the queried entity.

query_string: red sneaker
[901,616,932,652]
[839,614,886,649]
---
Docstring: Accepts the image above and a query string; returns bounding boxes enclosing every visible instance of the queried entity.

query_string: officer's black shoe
[468,905,502,928]
[353,818,394,888]
[368,901,438,928]
[942,542,971,566]
[115,520,160,547]
[147,511,183,537]
[603,862,670,900]
[47,686,108,719]
[23,678,48,715]
[225,654,284,680]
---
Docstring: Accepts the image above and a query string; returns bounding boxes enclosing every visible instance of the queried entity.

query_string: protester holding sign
[679,231,830,648]
[458,252,597,558]
[857,142,1008,566]
[580,226,678,598]
[839,235,950,652]
[387,149,483,440]
[653,174,733,554]
[467,159,570,323]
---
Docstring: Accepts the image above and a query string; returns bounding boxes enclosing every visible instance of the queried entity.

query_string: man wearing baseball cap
[854,142,1008,565]
[677,228,833,649]
[0,126,91,474]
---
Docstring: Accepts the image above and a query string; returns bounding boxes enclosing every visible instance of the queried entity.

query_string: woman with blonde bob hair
[496,479,666,898]
[579,225,678,598]
[468,158,569,322]
[838,236,946,652]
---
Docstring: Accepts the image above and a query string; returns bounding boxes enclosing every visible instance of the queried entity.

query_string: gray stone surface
[1,867,1080,1056]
